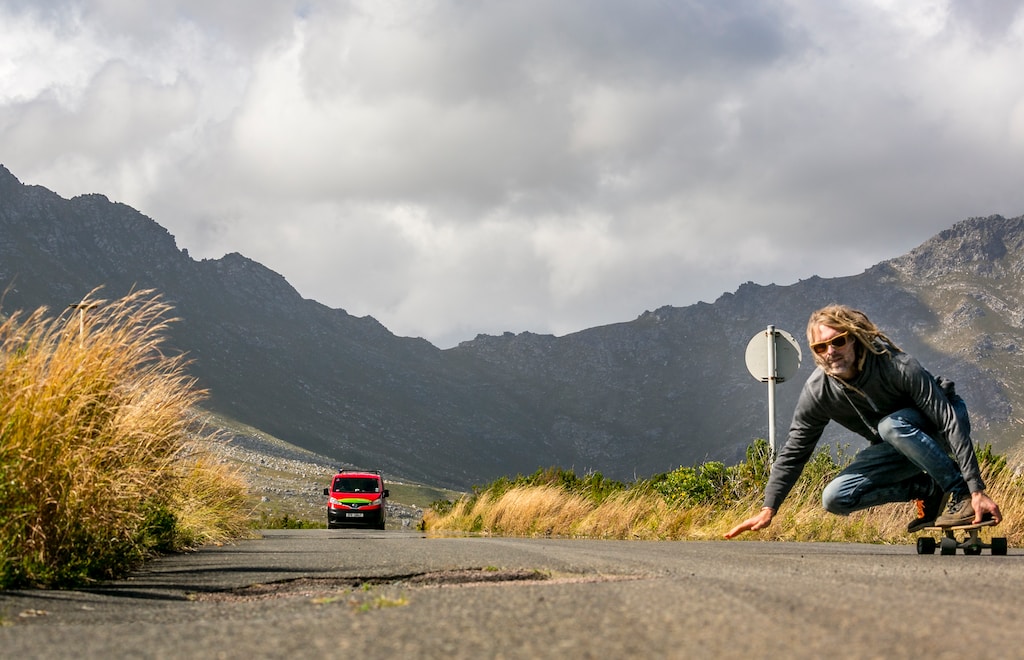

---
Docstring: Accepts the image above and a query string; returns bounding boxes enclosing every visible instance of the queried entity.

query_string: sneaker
[907,491,949,533]
[932,491,975,527]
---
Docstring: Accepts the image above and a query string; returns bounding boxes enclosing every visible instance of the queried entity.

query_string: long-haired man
[726,304,1001,539]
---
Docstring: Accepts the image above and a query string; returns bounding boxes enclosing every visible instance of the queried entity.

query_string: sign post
[744,325,801,457]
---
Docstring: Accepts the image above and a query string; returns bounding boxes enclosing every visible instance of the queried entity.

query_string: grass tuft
[0,290,251,588]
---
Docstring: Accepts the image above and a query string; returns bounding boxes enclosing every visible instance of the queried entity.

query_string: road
[2,529,1022,658]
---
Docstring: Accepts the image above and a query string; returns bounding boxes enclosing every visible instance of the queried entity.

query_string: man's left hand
[972,491,1002,525]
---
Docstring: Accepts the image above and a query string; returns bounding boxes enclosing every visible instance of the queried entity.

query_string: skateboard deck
[916,518,1008,555]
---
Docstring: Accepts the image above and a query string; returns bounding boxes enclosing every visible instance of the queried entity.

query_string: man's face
[811,324,858,380]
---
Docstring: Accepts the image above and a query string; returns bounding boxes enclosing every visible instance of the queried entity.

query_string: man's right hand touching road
[724,507,775,539]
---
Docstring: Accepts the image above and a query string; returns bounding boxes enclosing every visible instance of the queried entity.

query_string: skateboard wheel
[991,538,1008,555]
[940,537,957,555]
[916,537,936,555]
[963,544,983,556]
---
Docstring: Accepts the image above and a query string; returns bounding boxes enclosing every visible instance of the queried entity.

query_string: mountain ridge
[2,164,1022,489]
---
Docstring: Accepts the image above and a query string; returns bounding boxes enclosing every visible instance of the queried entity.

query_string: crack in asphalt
[188,568,639,602]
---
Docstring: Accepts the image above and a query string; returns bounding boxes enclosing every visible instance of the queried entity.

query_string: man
[725,304,1001,539]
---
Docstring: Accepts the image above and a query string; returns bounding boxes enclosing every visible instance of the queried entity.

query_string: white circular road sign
[745,327,802,383]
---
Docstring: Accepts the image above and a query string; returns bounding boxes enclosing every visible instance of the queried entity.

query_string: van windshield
[332,478,380,494]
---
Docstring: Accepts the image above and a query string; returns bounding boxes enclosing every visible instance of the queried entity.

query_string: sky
[2,1,1023,348]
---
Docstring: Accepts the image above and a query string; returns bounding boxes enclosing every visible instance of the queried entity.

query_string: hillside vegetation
[0,291,251,588]
[425,440,1024,546]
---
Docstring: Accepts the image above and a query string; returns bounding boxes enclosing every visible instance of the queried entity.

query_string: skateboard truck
[916,519,1008,555]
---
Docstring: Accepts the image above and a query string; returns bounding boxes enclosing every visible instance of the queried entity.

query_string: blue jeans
[821,407,969,515]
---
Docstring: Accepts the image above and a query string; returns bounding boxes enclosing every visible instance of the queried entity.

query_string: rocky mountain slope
[2,164,1021,489]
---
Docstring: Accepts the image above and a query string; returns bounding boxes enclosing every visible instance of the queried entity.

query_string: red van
[323,470,389,530]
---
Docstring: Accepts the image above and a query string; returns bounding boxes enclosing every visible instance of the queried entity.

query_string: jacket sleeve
[762,377,831,511]
[899,358,986,493]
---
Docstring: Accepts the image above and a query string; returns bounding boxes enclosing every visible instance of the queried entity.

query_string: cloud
[2,0,1024,347]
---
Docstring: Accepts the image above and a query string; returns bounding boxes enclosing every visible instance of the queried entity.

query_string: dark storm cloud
[2,0,1023,347]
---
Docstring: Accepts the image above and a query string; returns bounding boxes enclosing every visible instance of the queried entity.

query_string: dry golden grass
[484,486,593,535]
[426,446,1024,547]
[0,290,251,587]
[164,444,252,547]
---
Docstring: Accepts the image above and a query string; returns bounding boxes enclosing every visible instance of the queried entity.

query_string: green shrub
[430,499,457,516]
[977,443,1007,479]
[731,438,773,498]
[256,514,323,529]
[650,461,731,506]
[479,466,626,504]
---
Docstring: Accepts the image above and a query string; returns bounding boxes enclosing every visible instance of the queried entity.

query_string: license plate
[344,512,365,518]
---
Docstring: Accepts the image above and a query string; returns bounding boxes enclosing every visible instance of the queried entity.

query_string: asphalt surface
[2,529,1023,659]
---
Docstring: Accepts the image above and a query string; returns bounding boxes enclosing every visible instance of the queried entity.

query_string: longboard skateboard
[916,518,1007,555]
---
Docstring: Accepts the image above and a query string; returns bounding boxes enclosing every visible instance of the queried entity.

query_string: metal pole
[766,324,777,458]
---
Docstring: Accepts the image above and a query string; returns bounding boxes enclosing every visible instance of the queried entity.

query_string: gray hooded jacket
[762,343,985,511]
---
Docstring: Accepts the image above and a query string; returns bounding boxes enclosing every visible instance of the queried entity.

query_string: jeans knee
[876,415,904,444]
[821,480,852,515]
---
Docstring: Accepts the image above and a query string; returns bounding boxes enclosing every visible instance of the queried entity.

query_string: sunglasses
[810,331,851,355]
